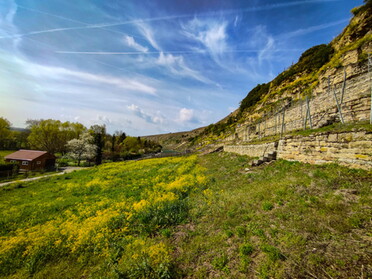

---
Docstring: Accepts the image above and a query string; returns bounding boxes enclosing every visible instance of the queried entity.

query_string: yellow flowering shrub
[0,155,207,278]
[117,238,172,278]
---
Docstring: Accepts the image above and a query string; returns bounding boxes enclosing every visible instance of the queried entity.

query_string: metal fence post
[368,53,372,124]
[333,85,345,124]
[280,108,285,138]
[340,67,346,104]
[304,96,312,129]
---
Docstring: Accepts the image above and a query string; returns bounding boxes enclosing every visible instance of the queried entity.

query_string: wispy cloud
[0,0,339,40]
[33,65,157,95]
[5,55,157,95]
[156,52,214,84]
[128,104,165,124]
[0,0,19,49]
[123,35,148,52]
[182,18,228,63]
[134,21,161,51]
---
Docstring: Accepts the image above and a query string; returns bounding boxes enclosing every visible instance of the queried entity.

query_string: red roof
[4,150,53,161]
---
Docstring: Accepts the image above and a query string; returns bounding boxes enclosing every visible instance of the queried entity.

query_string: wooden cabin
[4,150,56,171]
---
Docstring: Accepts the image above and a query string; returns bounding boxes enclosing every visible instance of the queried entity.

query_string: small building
[4,150,56,171]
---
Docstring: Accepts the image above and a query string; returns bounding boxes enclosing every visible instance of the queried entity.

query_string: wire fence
[235,57,372,142]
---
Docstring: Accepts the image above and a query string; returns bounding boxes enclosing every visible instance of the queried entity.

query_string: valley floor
[0,153,371,278]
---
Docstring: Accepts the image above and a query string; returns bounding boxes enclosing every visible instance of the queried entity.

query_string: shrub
[262,202,274,211]
[236,225,246,237]
[240,83,271,112]
[271,44,334,87]
[212,253,229,272]
[261,244,285,261]
[239,243,254,256]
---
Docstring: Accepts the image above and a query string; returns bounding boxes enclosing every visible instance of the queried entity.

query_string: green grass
[0,153,371,278]
[0,150,15,163]
[0,156,206,278]
[171,153,372,278]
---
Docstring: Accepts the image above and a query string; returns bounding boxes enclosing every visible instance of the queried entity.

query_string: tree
[0,117,12,150]
[27,119,64,154]
[66,133,96,166]
[59,122,87,154]
[90,125,106,165]
[27,119,87,154]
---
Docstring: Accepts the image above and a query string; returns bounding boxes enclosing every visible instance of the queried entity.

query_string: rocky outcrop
[234,59,371,142]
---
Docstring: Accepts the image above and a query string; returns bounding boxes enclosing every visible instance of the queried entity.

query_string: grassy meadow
[0,153,371,278]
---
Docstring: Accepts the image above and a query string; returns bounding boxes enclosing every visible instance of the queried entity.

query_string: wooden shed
[4,150,56,171]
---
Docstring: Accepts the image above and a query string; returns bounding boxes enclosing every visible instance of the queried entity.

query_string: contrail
[9,4,143,40]
[1,0,340,40]
[55,49,303,55]
[17,4,87,25]
[279,18,349,39]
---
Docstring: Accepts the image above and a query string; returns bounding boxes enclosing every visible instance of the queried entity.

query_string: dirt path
[0,167,86,187]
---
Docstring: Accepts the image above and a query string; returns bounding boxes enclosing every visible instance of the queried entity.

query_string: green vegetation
[352,0,372,15]
[173,153,371,278]
[0,156,206,278]
[27,119,86,154]
[0,150,14,163]
[240,83,271,112]
[120,136,162,160]
[272,44,334,87]
[237,44,333,115]
[1,153,371,278]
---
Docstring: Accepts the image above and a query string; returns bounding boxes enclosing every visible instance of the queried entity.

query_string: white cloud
[0,0,21,50]
[178,108,199,124]
[135,21,161,50]
[233,16,240,28]
[183,18,228,58]
[96,114,112,124]
[156,52,213,84]
[15,57,158,95]
[258,36,275,65]
[123,35,148,52]
[128,104,165,124]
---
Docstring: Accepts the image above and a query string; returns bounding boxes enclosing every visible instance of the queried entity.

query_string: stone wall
[224,142,277,157]
[277,130,372,170]
[233,56,371,142]
[224,130,371,170]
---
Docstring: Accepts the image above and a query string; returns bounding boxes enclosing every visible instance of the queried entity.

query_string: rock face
[234,59,371,142]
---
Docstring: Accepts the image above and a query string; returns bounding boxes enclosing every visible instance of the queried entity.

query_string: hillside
[0,154,371,278]
[143,126,206,151]
[151,2,371,152]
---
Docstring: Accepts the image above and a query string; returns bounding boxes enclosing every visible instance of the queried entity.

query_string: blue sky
[0,0,362,135]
